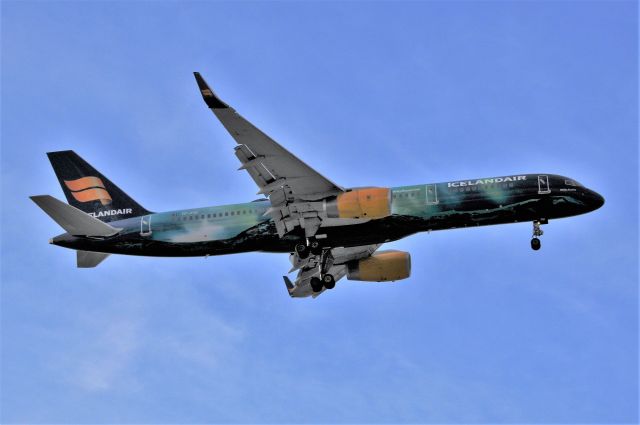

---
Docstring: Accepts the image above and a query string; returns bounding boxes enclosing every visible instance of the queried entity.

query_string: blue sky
[1,1,637,423]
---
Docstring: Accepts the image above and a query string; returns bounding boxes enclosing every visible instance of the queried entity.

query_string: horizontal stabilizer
[77,250,110,268]
[30,195,121,237]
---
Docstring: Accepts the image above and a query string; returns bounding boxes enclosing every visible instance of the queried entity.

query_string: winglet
[193,72,229,109]
[283,276,295,295]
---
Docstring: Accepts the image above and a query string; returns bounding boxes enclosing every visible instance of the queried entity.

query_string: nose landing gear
[531,220,544,250]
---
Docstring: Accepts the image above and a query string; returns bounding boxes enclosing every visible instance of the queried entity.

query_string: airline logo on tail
[64,176,112,206]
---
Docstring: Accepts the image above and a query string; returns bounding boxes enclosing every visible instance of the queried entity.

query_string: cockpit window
[565,179,582,187]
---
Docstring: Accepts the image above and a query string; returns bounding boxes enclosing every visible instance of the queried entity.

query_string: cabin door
[140,215,152,236]
[426,184,439,205]
[537,175,551,194]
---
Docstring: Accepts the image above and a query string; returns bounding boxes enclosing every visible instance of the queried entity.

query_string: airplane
[31,72,605,298]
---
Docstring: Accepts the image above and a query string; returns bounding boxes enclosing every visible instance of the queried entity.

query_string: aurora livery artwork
[31,73,605,298]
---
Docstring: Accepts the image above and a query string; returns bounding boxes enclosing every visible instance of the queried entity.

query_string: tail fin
[47,150,150,222]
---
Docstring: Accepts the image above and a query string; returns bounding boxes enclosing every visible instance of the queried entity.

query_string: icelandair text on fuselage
[447,175,526,188]
[89,208,133,218]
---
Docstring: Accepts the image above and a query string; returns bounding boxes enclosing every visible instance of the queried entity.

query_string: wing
[285,244,381,298]
[194,72,343,207]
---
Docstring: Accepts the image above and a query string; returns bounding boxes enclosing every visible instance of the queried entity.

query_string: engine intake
[347,250,411,282]
[326,187,391,219]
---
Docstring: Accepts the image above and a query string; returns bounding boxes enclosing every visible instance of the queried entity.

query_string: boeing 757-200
[31,73,605,298]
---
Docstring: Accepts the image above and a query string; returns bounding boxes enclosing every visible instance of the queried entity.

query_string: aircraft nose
[588,189,605,210]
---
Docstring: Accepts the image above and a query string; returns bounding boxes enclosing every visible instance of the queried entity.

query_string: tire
[322,274,336,289]
[531,238,541,251]
[310,239,322,255]
[295,243,309,259]
[310,277,323,292]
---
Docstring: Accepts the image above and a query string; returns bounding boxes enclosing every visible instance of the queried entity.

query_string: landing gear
[309,274,335,293]
[531,237,541,251]
[309,239,323,255]
[294,238,336,292]
[531,220,544,251]
[295,238,323,259]
[295,242,310,259]
[310,276,323,293]
[322,274,336,289]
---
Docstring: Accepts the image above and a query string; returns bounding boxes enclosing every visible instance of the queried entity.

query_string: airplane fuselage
[51,173,604,256]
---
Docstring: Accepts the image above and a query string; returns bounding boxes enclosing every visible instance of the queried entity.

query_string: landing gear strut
[304,243,336,293]
[531,220,544,251]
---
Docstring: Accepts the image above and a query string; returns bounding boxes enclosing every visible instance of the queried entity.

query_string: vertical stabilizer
[47,151,150,222]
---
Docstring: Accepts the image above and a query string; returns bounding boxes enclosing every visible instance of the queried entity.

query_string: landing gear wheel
[531,237,541,251]
[322,274,336,289]
[295,242,310,259]
[309,239,323,255]
[530,220,544,251]
[310,276,323,292]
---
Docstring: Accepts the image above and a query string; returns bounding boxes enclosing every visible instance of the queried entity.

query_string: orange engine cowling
[326,187,391,219]
[347,250,411,282]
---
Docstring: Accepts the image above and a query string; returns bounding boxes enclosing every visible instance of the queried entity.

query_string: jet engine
[326,187,391,219]
[347,250,411,282]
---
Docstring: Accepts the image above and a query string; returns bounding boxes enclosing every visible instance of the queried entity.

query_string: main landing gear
[310,274,335,293]
[295,238,335,293]
[294,238,323,260]
[295,242,309,259]
[531,220,545,251]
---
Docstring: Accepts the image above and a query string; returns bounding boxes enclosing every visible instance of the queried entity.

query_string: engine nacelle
[347,250,411,282]
[326,187,391,219]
